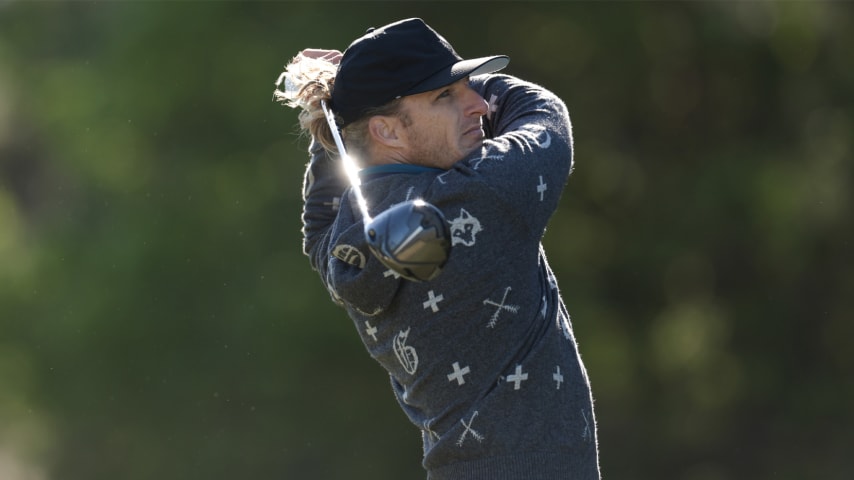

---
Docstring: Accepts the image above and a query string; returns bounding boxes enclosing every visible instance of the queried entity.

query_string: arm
[463,74,574,237]
[301,141,348,273]
[277,48,348,272]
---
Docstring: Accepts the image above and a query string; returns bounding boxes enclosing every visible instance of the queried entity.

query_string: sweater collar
[359,163,444,181]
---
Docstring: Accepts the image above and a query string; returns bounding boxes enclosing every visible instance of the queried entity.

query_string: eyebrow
[432,77,469,102]
[432,87,451,102]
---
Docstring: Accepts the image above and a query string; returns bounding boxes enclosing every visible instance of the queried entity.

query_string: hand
[299,49,343,65]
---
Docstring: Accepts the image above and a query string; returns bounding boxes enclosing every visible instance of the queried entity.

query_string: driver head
[364,200,451,282]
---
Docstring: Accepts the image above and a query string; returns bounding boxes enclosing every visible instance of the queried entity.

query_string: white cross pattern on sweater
[486,93,499,120]
[537,175,548,201]
[423,290,444,313]
[447,362,471,386]
[553,365,564,389]
[506,364,528,390]
[364,321,377,341]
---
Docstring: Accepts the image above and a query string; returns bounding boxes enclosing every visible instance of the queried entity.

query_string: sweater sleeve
[463,74,573,238]
[301,140,349,274]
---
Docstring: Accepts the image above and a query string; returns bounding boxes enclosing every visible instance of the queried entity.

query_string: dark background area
[1,1,852,479]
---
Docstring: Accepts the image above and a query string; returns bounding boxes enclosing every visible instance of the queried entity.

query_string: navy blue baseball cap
[330,18,509,126]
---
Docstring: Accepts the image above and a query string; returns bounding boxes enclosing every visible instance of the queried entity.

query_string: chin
[461,141,483,157]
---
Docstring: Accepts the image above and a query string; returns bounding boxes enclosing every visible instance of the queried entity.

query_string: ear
[368,116,405,149]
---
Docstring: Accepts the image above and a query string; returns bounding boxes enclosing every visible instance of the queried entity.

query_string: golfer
[275,18,601,480]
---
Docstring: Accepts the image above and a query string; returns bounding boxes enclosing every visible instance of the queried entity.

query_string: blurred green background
[1,1,852,479]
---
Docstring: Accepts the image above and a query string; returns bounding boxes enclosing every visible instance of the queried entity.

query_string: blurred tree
[0,1,852,480]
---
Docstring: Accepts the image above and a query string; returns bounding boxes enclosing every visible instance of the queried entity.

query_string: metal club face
[364,200,451,282]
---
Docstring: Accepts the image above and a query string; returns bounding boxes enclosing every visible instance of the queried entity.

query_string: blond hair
[274,54,339,154]
[274,53,404,165]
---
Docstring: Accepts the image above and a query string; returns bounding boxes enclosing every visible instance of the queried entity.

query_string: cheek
[404,111,465,165]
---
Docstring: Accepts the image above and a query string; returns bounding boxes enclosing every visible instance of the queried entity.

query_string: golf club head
[364,200,451,282]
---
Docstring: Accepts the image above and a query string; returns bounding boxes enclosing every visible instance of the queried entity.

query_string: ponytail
[274,54,340,155]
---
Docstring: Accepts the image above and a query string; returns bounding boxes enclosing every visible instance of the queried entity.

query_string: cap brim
[453,55,510,78]
[402,55,510,97]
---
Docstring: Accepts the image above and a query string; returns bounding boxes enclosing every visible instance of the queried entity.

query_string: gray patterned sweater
[301,74,600,479]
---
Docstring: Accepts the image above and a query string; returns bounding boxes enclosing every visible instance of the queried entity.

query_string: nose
[463,85,489,117]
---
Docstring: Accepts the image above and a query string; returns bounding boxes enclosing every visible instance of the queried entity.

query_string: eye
[436,89,452,100]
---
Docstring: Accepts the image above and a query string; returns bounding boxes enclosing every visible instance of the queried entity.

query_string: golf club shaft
[321,101,372,223]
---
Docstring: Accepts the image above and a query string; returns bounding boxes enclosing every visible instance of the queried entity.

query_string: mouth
[463,124,484,139]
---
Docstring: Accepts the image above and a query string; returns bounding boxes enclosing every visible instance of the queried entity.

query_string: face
[396,77,489,169]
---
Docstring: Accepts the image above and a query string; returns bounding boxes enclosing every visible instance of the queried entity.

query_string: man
[275,18,601,479]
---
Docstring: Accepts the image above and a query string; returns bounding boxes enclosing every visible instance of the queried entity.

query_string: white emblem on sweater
[449,209,482,247]
[506,364,529,390]
[553,365,564,389]
[582,409,593,443]
[457,411,485,446]
[538,130,552,149]
[331,244,365,268]
[537,175,548,201]
[447,362,471,386]
[423,290,444,313]
[525,125,552,150]
[486,93,499,120]
[364,321,378,341]
[483,286,519,328]
[393,328,418,375]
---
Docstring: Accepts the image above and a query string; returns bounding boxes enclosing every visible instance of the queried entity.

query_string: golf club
[320,101,451,282]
